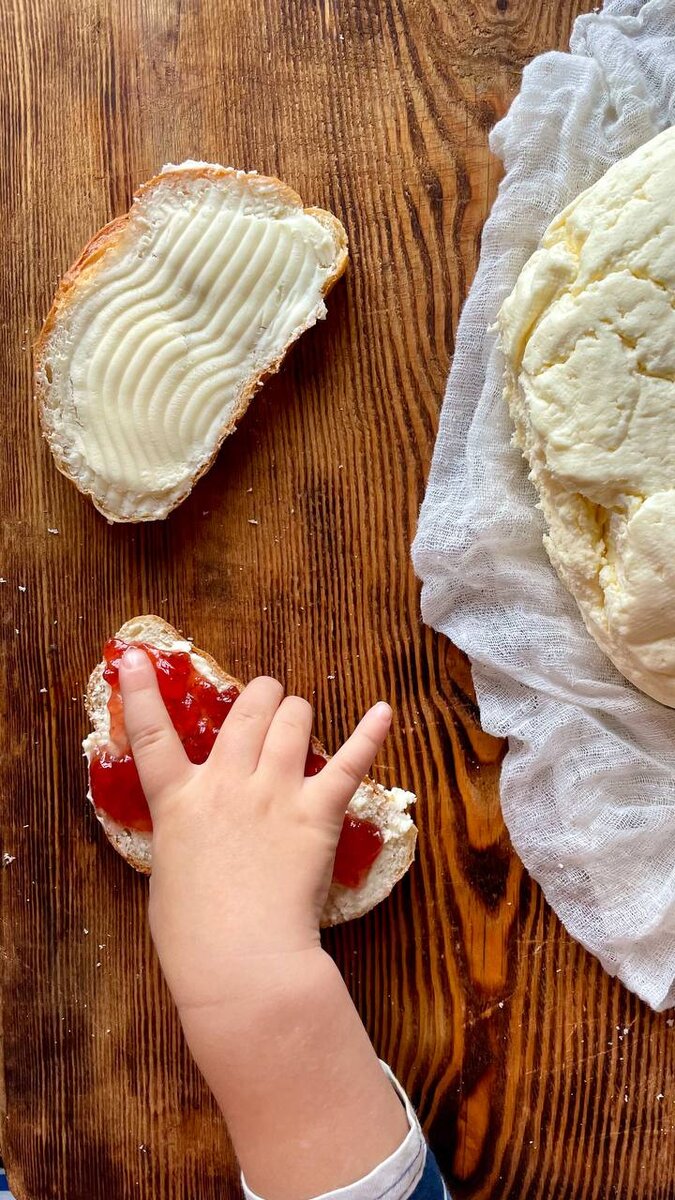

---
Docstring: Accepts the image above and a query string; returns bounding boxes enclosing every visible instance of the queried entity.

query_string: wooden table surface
[2,1,674,1197]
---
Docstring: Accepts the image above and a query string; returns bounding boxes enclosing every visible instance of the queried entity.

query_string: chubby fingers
[309,702,392,820]
[210,676,284,775]
[118,646,192,809]
[258,695,314,782]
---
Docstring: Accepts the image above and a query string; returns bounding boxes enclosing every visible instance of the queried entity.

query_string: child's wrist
[176,947,346,1084]
[175,944,335,1028]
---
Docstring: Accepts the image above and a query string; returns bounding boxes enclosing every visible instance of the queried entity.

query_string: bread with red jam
[84,616,417,926]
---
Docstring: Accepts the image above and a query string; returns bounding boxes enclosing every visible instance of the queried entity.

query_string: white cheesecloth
[412,0,675,1011]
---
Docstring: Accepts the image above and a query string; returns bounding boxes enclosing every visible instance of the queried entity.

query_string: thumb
[308,701,393,821]
[118,646,192,810]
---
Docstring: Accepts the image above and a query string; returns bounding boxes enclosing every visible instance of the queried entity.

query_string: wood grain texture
[2,1,673,1198]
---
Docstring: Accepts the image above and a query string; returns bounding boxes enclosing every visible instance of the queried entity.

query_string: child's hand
[118,646,408,1199]
[118,647,392,1012]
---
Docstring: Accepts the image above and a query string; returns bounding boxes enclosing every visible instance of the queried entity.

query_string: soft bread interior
[38,164,348,522]
[84,616,417,925]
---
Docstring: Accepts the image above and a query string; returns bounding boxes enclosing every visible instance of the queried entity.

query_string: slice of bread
[37,162,348,523]
[83,616,417,926]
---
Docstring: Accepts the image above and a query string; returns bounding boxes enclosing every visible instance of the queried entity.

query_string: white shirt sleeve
[241,1062,443,1200]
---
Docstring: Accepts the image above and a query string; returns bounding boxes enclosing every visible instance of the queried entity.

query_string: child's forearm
[178,947,410,1200]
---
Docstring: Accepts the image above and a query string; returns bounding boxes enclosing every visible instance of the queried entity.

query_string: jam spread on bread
[332,816,384,889]
[90,640,383,888]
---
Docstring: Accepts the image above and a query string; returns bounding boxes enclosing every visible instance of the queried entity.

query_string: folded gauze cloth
[413,0,675,1011]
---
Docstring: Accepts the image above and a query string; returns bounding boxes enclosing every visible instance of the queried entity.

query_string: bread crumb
[83,928,89,935]
[248,518,259,525]
[327,674,335,680]
[18,584,26,592]
[657,1093,664,1100]
[0,577,6,584]
[247,487,253,493]
[47,528,59,535]
[3,853,16,867]
[39,687,47,694]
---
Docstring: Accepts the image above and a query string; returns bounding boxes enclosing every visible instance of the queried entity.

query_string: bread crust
[84,616,417,924]
[36,166,349,522]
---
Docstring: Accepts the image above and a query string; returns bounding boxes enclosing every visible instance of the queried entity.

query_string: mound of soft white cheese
[499,126,675,707]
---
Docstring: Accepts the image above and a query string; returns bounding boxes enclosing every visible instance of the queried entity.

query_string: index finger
[308,702,392,820]
[118,647,192,812]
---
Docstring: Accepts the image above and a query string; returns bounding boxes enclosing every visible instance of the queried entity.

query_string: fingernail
[373,701,392,721]
[120,646,147,670]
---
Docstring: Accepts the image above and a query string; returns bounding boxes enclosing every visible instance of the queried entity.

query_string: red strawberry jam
[333,816,384,889]
[304,748,329,777]
[90,639,383,889]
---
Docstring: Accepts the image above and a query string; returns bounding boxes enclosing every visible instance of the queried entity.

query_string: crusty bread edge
[84,615,416,925]
[36,165,349,523]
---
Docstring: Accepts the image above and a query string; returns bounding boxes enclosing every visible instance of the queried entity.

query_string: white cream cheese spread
[39,163,342,520]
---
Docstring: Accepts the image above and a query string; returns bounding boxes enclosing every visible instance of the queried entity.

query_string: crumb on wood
[3,853,16,867]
